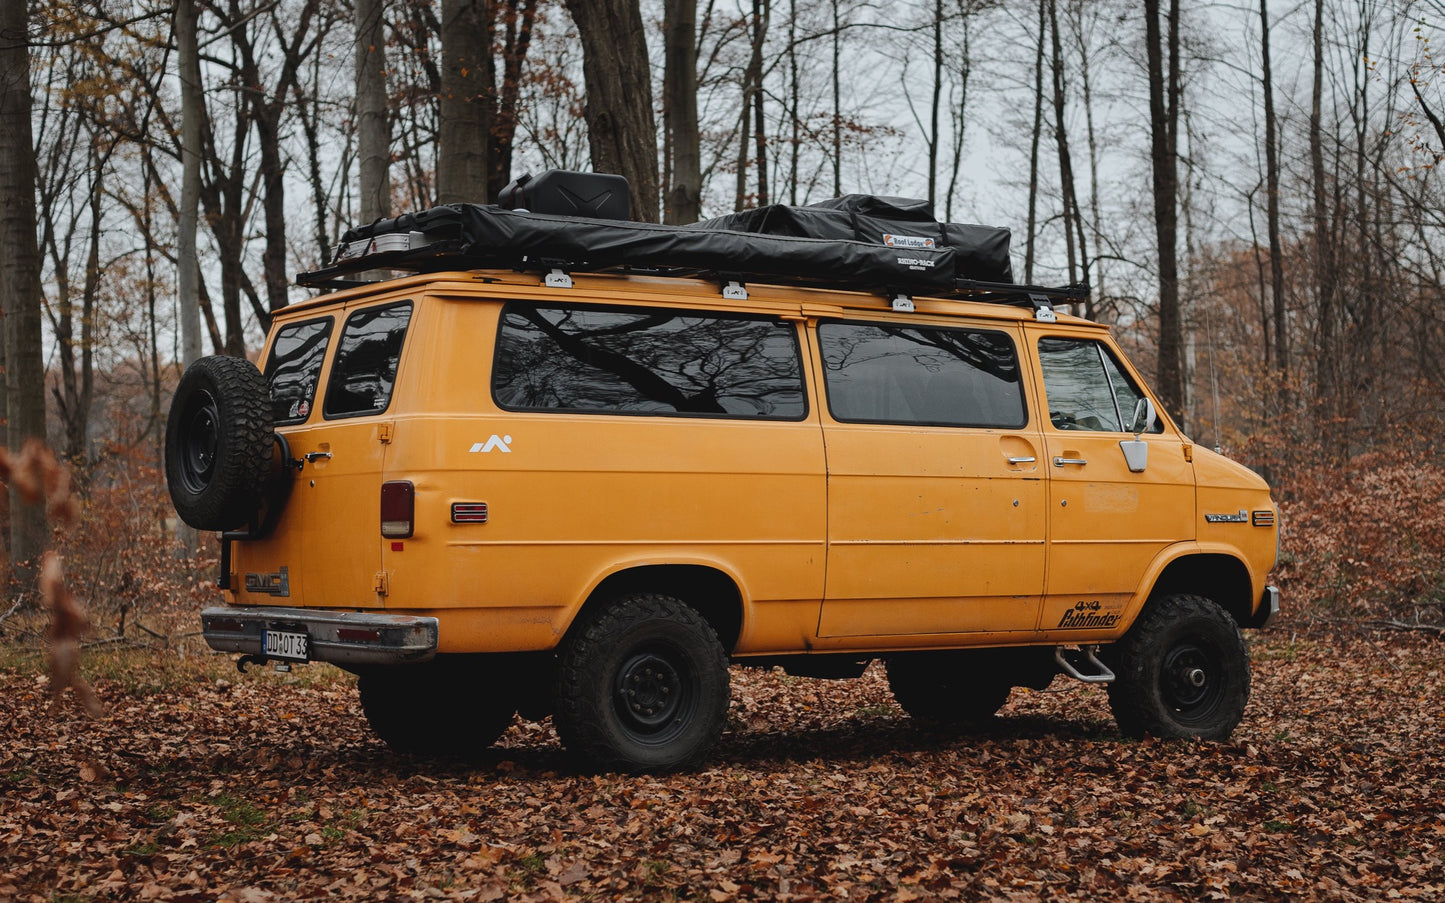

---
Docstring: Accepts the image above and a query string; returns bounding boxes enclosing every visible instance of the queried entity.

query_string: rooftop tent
[299,171,1074,309]
[690,194,1014,285]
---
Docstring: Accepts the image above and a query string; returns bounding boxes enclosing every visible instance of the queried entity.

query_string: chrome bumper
[201,606,438,665]
[1249,586,1281,629]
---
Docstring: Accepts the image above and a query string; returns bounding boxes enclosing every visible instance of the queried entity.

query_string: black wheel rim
[179,389,222,494]
[1161,641,1222,722]
[614,646,696,745]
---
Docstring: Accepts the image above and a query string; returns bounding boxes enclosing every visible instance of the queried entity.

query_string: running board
[1054,646,1116,684]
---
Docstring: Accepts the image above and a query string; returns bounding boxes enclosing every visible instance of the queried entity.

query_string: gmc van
[168,174,1279,772]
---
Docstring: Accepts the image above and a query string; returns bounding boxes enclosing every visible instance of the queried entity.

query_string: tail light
[381,481,414,538]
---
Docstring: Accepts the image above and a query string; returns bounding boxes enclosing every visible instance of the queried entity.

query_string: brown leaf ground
[1,630,1442,902]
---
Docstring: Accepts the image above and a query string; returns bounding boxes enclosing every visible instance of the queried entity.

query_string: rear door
[235,299,416,610]
[293,299,415,609]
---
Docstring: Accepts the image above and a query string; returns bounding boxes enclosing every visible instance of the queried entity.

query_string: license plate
[264,630,309,662]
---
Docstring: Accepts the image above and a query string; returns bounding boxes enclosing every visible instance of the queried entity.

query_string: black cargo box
[499,170,630,221]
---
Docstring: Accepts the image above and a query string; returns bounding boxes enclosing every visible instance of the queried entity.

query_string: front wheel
[1106,594,1251,740]
[553,593,730,773]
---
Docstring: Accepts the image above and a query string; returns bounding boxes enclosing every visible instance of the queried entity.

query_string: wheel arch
[573,563,745,653]
[1145,551,1256,626]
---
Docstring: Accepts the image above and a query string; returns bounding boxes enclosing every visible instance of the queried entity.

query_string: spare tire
[165,355,274,531]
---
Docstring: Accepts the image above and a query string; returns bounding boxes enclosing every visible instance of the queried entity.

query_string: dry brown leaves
[1,628,1442,901]
[0,439,100,718]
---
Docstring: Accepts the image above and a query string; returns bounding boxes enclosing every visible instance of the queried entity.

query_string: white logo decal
[470,435,513,453]
[884,233,936,250]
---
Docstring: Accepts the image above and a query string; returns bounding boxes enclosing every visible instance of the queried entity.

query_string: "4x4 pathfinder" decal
[1057,600,1121,629]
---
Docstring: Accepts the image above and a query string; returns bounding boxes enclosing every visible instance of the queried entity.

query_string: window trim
[264,315,336,426]
[1035,334,1160,435]
[321,300,414,421]
[817,319,1029,430]
[490,300,811,422]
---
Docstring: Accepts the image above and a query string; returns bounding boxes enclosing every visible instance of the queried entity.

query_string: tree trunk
[1024,0,1046,284]
[438,0,493,204]
[563,0,660,222]
[664,0,701,223]
[1048,0,1086,286]
[750,0,769,207]
[1260,0,1287,401]
[1310,0,1337,430]
[176,0,202,369]
[1145,0,1185,428]
[356,0,391,222]
[0,0,49,587]
[489,0,540,200]
[928,0,943,208]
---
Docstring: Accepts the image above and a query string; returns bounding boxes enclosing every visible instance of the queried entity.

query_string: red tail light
[381,481,414,538]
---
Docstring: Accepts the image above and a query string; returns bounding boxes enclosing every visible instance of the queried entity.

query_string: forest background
[0,0,1443,632]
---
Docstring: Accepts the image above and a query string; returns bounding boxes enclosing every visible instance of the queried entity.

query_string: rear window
[265,317,333,424]
[323,301,413,419]
[818,321,1026,428]
[492,303,807,419]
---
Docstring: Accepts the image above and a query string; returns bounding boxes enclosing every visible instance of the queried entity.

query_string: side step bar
[1054,645,1116,684]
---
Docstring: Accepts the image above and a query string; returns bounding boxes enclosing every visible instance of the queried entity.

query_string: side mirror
[1128,397,1155,436]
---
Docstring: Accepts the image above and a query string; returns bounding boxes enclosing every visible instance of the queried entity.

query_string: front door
[1031,333,1195,632]
[815,318,1047,638]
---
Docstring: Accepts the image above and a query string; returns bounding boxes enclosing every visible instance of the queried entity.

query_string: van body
[173,187,1279,771]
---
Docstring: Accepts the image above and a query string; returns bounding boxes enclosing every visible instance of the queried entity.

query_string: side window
[493,303,806,419]
[818,321,1026,428]
[1036,336,1160,433]
[323,301,413,418]
[265,317,333,424]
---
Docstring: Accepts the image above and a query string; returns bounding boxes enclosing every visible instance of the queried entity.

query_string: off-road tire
[165,355,274,530]
[553,593,730,773]
[1106,594,1250,741]
[887,653,1013,726]
[359,662,516,756]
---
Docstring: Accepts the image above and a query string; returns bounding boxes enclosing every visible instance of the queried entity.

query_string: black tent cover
[310,195,1013,293]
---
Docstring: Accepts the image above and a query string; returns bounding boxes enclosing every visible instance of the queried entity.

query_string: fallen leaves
[1,629,1443,900]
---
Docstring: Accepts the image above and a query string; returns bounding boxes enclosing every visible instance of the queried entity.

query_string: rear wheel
[553,593,730,773]
[887,652,1014,727]
[359,660,516,756]
[1106,594,1250,740]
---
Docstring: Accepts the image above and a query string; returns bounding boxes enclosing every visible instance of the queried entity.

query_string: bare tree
[1144,0,1185,427]
[1260,0,1286,398]
[356,0,391,222]
[563,0,660,221]
[438,0,492,204]
[664,0,702,223]
[0,2,48,582]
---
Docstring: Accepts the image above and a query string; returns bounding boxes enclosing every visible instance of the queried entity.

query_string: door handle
[1007,456,1036,464]
[1053,456,1088,467]
[304,451,333,462]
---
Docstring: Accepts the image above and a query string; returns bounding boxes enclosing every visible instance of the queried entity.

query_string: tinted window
[265,318,333,424]
[818,322,1026,427]
[323,301,413,418]
[1037,337,1159,432]
[493,304,806,419]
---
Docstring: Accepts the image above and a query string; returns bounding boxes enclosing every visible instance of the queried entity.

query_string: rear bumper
[200,606,438,665]
[1247,585,1281,629]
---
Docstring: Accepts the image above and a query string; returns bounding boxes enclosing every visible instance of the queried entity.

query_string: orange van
[169,174,1278,771]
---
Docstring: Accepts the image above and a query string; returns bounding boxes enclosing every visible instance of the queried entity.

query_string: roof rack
[296,192,1090,318]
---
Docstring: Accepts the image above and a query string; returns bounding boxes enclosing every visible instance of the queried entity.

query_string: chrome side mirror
[1128,397,1156,436]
